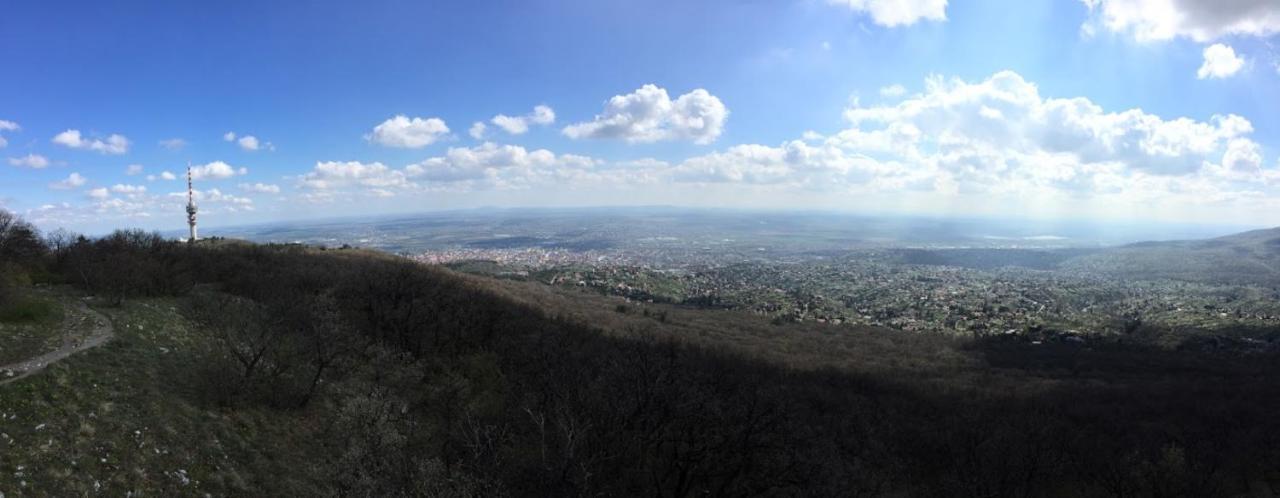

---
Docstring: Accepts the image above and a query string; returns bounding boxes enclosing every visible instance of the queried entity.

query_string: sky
[1,0,1279,234]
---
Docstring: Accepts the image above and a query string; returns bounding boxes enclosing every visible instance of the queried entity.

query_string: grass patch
[0,297,57,324]
[0,291,64,365]
[0,294,330,496]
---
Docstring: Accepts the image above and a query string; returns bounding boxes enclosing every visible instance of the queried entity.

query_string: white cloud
[223,132,271,151]
[238,135,260,150]
[297,143,613,200]
[0,120,17,148]
[404,142,586,185]
[838,71,1255,178]
[87,187,110,200]
[125,164,143,175]
[160,170,177,181]
[159,138,187,151]
[52,129,130,154]
[491,115,529,135]
[469,122,487,140]
[178,188,253,207]
[49,172,87,190]
[827,0,948,27]
[189,161,247,180]
[1221,138,1262,174]
[110,184,147,194]
[669,140,915,189]
[530,105,556,125]
[563,85,728,144]
[366,115,449,148]
[654,69,1274,220]
[490,104,557,135]
[239,182,281,194]
[1197,43,1245,79]
[879,84,906,98]
[299,161,410,191]
[7,154,50,169]
[1080,0,1280,42]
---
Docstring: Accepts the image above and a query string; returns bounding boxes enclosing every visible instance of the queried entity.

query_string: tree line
[2,208,1280,496]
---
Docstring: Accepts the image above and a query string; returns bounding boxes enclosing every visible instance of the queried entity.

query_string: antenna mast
[186,162,198,243]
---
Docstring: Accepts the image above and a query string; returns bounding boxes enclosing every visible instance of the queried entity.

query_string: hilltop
[1062,226,1280,284]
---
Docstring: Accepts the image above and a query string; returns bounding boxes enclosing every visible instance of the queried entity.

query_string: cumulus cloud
[827,0,947,27]
[110,184,147,194]
[239,182,281,194]
[295,143,619,201]
[175,188,254,207]
[469,122,487,140]
[126,164,143,175]
[1221,138,1262,174]
[50,172,87,190]
[657,69,1273,217]
[1197,43,1245,79]
[52,129,130,154]
[160,171,177,181]
[491,115,529,135]
[490,105,557,135]
[563,85,728,144]
[0,120,17,148]
[1080,0,1280,42]
[837,70,1256,178]
[189,161,247,180]
[404,142,596,186]
[239,135,260,150]
[669,140,919,191]
[7,154,49,169]
[366,115,449,148]
[224,131,271,151]
[299,161,410,192]
[87,187,110,200]
[879,84,907,98]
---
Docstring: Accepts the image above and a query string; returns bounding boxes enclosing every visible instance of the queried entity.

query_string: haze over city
[3,0,1279,234]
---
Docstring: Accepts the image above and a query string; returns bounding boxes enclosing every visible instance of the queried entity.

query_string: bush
[0,297,55,323]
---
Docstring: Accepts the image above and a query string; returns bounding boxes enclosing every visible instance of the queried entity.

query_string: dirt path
[0,298,113,385]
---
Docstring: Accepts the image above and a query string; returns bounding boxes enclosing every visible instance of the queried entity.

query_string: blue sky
[2,0,1278,234]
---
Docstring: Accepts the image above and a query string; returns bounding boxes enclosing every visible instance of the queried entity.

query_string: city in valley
[220,209,1280,351]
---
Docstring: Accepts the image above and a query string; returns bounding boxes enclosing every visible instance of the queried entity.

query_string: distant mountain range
[1061,227,1280,285]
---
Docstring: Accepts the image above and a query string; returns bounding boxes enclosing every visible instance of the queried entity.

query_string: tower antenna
[186,162,198,243]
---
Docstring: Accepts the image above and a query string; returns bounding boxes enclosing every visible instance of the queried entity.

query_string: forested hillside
[1062,227,1280,285]
[1,214,1279,496]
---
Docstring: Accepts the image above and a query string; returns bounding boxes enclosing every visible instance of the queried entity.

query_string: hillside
[0,229,1279,496]
[1062,226,1280,284]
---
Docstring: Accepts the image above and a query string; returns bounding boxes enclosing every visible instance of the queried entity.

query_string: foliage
[1,207,1278,496]
[0,296,56,323]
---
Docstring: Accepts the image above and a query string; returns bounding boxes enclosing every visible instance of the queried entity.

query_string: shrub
[0,297,55,323]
